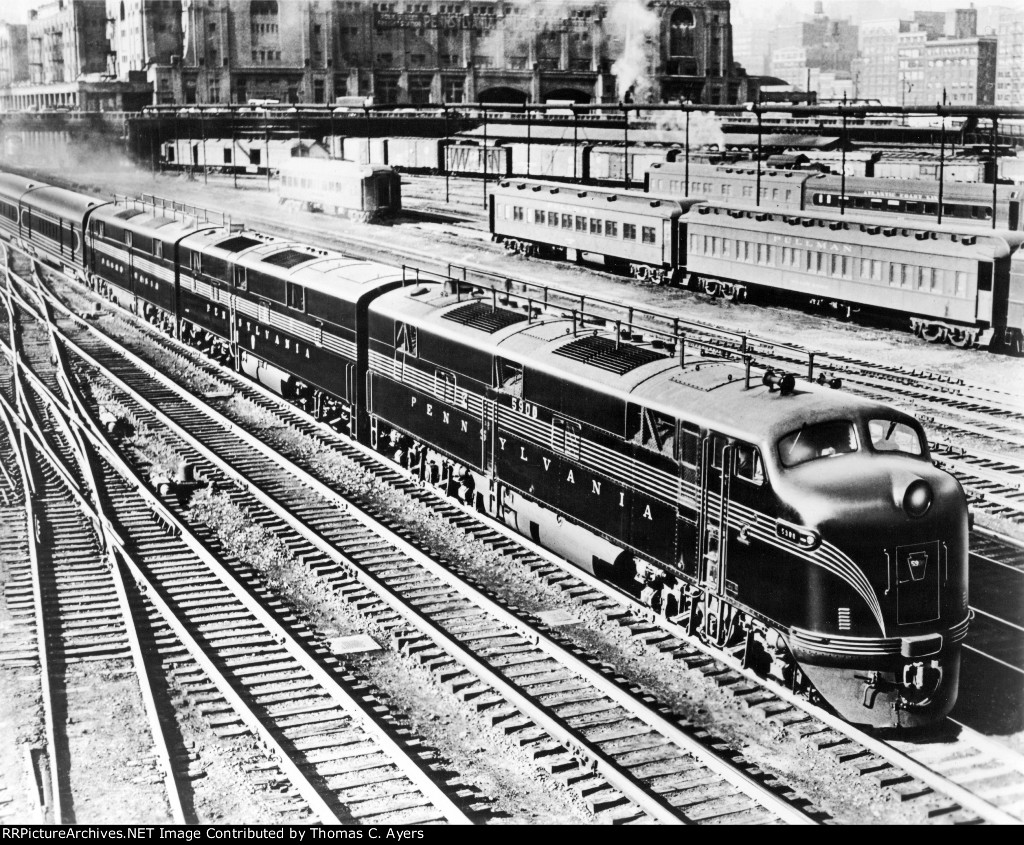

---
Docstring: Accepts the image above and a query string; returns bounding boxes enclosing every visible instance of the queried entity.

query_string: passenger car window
[869,419,924,456]
[778,420,858,468]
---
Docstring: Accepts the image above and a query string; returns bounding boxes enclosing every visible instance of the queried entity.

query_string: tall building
[988,5,1024,108]
[854,18,906,103]
[106,0,185,80]
[897,26,928,106]
[922,35,997,105]
[27,0,108,84]
[767,1,857,92]
[0,22,29,88]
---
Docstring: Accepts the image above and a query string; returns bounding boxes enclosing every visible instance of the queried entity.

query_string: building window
[669,8,696,57]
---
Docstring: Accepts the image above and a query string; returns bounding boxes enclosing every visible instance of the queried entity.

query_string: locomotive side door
[696,432,733,597]
[125,229,136,304]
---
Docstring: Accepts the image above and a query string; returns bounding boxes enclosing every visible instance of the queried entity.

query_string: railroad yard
[0,145,1022,829]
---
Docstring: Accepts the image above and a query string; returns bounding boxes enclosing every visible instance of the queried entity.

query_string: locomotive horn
[762,369,796,395]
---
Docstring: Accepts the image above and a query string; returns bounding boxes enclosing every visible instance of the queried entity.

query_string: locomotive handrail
[111,192,231,227]
[440,260,818,380]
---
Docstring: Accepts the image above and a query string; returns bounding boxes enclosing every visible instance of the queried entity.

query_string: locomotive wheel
[948,328,975,349]
[704,280,720,297]
[921,324,945,344]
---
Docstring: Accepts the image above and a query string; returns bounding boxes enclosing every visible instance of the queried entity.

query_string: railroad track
[20,277,826,825]
[0,277,180,824]
[23,262,1024,824]
[2,272,479,826]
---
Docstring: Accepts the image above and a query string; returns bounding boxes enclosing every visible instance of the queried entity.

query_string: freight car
[278,157,401,222]
[0,169,971,728]
[161,136,325,176]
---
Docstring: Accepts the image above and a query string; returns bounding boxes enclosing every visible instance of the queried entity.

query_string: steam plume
[608,0,659,103]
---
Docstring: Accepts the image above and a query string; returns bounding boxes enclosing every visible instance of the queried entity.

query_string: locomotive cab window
[286,282,305,311]
[868,419,924,456]
[778,421,858,468]
[735,443,765,484]
[234,265,247,290]
[191,252,202,274]
[154,241,164,260]
[631,406,675,458]
[125,231,133,248]
[395,322,418,356]
[494,358,523,397]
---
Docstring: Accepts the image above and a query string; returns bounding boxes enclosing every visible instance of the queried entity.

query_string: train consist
[278,157,401,222]
[648,162,1023,231]
[159,132,1017,185]
[0,169,971,728]
[491,178,1024,353]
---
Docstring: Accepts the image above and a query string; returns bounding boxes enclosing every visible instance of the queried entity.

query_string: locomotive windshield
[778,420,858,468]
[868,418,925,456]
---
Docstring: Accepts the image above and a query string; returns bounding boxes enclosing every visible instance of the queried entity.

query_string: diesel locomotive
[0,170,970,728]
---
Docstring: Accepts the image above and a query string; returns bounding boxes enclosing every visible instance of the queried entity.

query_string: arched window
[669,8,696,57]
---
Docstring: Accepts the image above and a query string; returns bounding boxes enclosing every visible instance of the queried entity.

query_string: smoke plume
[608,0,659,103]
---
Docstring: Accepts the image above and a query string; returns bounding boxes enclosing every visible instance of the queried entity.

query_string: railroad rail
[20,256,1024,824]
[5,258,829,825]
[2,269,478,826]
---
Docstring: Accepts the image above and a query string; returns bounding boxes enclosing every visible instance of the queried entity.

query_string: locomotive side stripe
[368,351,888,634]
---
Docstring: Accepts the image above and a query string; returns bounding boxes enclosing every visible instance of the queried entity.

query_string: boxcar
[508,143,589,182]
[444,142,511,177]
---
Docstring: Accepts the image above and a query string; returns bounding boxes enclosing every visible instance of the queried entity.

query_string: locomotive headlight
[902,479,933,518]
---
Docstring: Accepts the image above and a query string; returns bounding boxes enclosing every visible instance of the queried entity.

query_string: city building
[922,35,997,105]
[897,25,928,106]
[106,0,185,81]
[852,7,1008,107]
[765,1,857,97]
[27,0,108,84]
[854,17,906,103]
[0,22,29,88]
[153,0,754,108]
[988,5,1024,107]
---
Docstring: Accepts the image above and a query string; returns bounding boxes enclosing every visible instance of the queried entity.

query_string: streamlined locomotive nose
[777,453,968,728]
